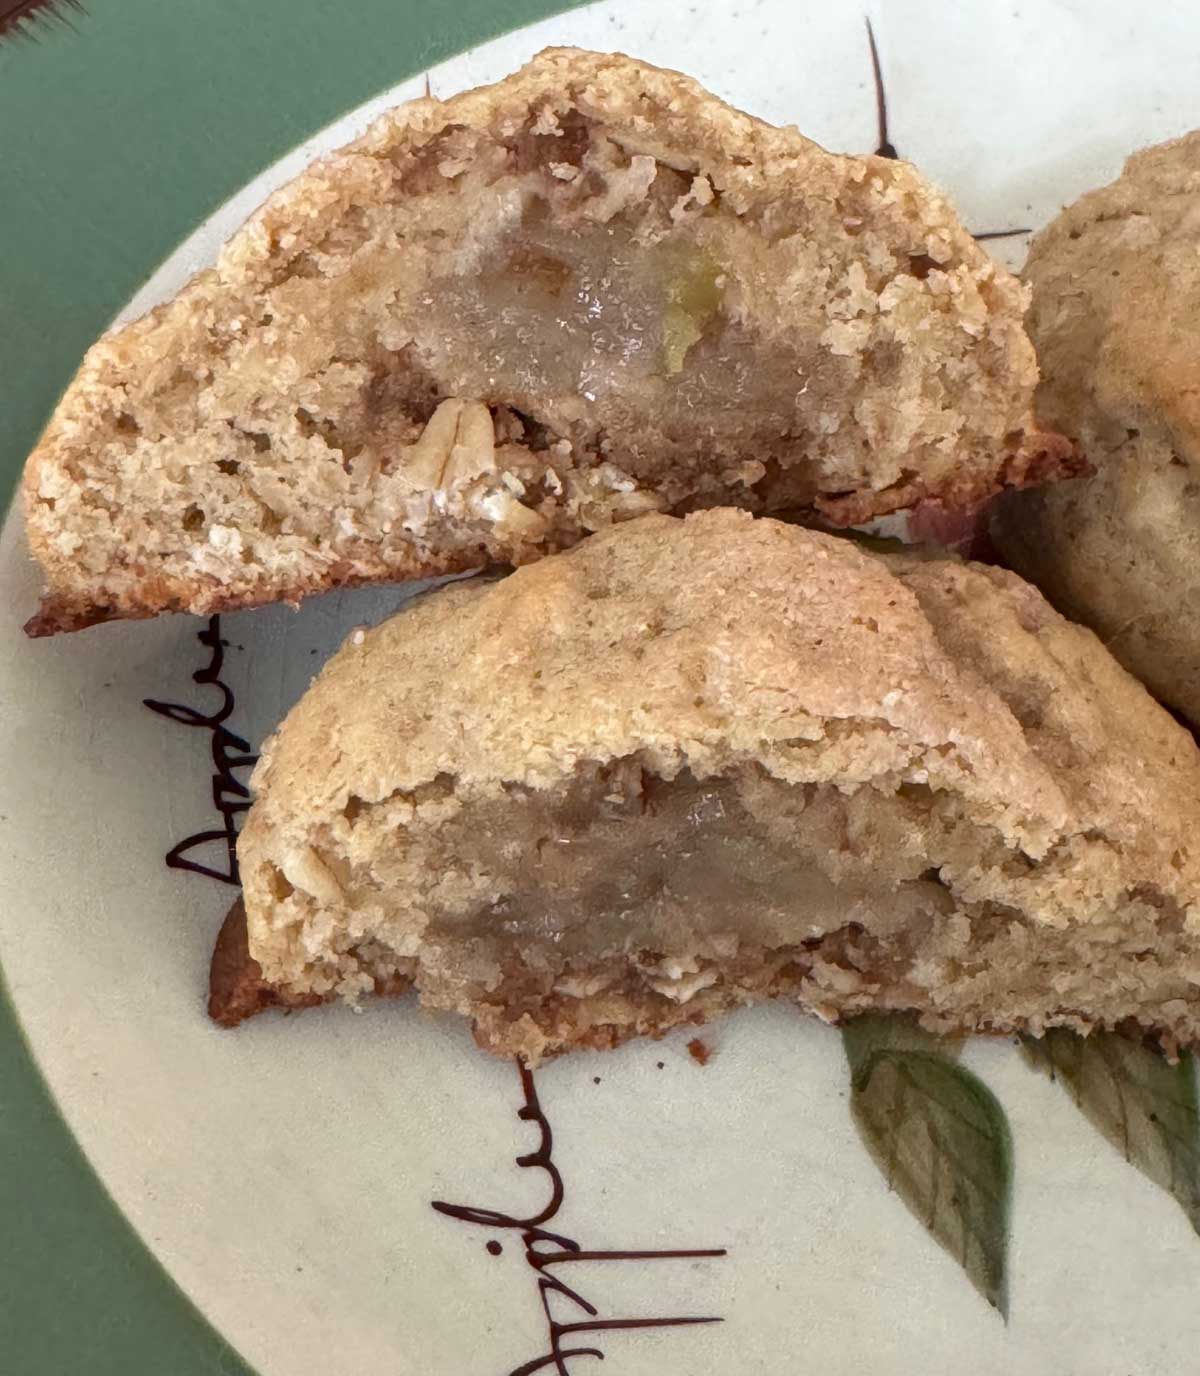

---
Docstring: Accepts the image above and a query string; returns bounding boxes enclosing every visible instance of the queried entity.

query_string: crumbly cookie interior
[248,755,1190,1064]
[25,51,1048,631]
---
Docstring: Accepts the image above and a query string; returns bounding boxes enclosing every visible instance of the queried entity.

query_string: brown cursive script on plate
[144,615,257,885]
[433,1062,727,1375]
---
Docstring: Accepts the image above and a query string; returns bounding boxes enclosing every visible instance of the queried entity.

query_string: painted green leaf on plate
[1021,1028,1200,1235]
[843,1016,1012,1316]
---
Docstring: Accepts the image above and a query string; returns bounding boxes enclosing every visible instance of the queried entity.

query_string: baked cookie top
[1024,130,1200,463]
[992,131,1200,723]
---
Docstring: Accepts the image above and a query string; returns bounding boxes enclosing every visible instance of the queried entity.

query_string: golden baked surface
[24,47,1066,635]
[236,510,1200,1062]
[992,131,1200,724]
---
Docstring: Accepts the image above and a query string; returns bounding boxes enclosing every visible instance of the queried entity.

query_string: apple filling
[254,754,1189,1062]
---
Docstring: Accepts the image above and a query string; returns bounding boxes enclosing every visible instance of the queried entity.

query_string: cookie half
[24,48,1071,635]
[227,510,1200,1063]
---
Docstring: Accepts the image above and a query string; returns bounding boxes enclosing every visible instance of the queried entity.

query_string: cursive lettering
[144,615,257,885]
[433,1062,726,1375]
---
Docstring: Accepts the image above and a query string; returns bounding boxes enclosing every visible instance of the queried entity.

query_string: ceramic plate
[4,3,1200,1372]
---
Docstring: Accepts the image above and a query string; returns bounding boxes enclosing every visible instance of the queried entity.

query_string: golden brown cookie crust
[208,897,324,1027]
[209,896,410,1027]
